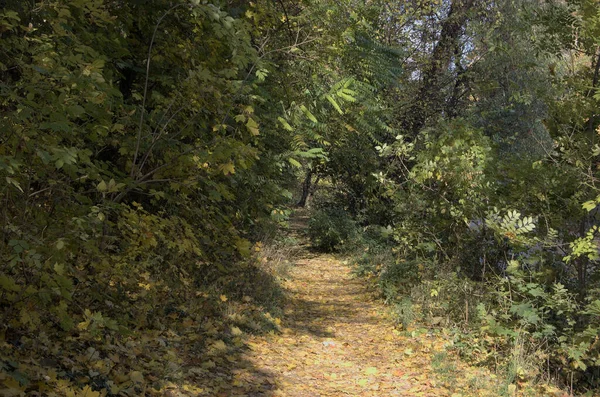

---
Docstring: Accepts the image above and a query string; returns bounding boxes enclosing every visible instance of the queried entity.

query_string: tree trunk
[296,168,313,207]
[403,0,475,137]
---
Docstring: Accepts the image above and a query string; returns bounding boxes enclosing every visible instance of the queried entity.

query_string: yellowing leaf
[357,379,368,386]
[6,177,23,193]
[80,385,100,397]
[221,162,235,175]
[288,157,302,168]
[211,340,227,351]
[300,104,318,123]
[97,180,107,192]
[325,94,343,114]
[278,117,293,131]
[365,367,378,375]
[54,263,65,275]
[220,294,228,302]
[129,370,144,383]
[201,360,216,369]
[246,117,260,136]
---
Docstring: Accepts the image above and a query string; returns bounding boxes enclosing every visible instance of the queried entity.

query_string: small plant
[392,298,417,329]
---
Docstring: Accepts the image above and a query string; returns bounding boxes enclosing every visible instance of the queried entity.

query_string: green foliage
[343,0,600,391]
[3,0,600,394]
[308,208,358,252]
[0,1,297,395]
[471,273,600,384]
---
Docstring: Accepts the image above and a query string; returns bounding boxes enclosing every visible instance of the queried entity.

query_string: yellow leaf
[365,367,378,375]
[358,379,368,386]
[220,162,235,175]
[182,385,204,393]
[113,373,128,383]
[219,294,228,302]
[231,326,242,336]
[129,371,144,383]
[211,340,227,351]
[81,385,101,397]
[246,117,260,136]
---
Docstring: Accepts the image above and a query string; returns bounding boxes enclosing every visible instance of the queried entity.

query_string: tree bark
[296,168,313,207]
[403,0,475,137]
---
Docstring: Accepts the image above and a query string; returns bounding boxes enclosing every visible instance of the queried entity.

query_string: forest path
[242,251,441,396]
[232,213,492,397]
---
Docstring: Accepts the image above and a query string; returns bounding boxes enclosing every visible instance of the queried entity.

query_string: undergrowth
[0,233,291,397]
[307,203,599,396]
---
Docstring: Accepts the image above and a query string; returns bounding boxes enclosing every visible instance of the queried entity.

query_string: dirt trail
[236,214,453,397]
[243,252,438,396]
[185,214,561,397]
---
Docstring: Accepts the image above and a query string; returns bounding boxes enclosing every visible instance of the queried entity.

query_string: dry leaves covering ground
[235,252,501,397]
[170,217,568,397]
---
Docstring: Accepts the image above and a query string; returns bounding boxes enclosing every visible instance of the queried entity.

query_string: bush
[308,208,358,251]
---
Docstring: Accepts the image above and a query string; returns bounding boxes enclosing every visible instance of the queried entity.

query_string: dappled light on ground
[167,214,568,396]
[238,253,490,397]
[174,228,572,397]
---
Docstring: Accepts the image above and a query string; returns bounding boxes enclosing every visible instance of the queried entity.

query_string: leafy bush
[308,208,358,251]
[472,271,600,387]
[0,2,293,395]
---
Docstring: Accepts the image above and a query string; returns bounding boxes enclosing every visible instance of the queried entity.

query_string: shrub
[308,208,358,251]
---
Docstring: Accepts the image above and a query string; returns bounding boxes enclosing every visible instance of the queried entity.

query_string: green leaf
[288,158,302,168]
[337,88,357,102]
[278,117,294,131]
[300,105,318,123]
[0,274,21,292]
[97,180,107,192]
[256,69,269,82]
[67,105,85,118]
[325,94,343,114]
[5,177,23,193]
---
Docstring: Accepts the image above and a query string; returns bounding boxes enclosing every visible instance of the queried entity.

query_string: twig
[131,3,186,179]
